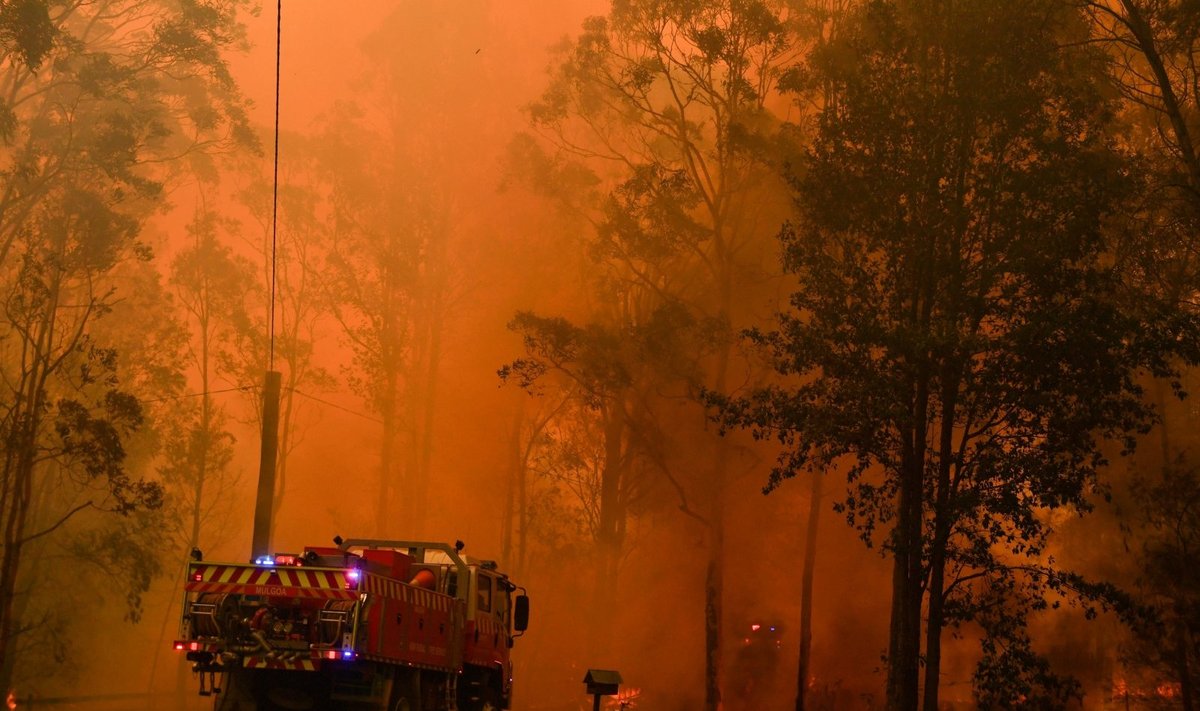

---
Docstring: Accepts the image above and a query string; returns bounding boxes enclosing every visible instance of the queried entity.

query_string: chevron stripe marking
[243,657,317,671]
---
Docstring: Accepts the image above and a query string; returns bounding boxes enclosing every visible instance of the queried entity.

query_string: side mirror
[514,594,530,632]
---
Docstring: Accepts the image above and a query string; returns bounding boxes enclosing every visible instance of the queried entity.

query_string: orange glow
[605,687,642,709]
[6,690,14,710]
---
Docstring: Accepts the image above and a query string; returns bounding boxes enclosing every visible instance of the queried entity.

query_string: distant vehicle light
[254,556,275,566]
[174,642,185,650]
[345,569,361,589]
[751,624,761,632]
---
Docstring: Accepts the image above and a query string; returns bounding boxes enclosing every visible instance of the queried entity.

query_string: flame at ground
[1112,678,1182,701]
[605,687,642,709]
[6,690,15,710]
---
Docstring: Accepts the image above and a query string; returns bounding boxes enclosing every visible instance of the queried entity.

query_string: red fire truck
[173,538,529,711]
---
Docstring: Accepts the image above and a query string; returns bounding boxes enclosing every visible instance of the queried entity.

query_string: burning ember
[1113,678,1182,701]
[6,690,15,710]
[605,687,641,709]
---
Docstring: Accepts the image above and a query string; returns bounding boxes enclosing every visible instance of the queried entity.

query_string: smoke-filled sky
[99,4,898,708]
[7,1,1196,710]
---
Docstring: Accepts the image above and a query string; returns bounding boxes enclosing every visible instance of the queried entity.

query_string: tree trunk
[501,401,524,571]
[0,296,56,694]
[273,381,294,520]
[517,428,530,580]
[1119,0,1200,192]
[1176,613,1195,711]
[705,512,725,711]
[414,309,442,535]
[922,377,959,711]
[0,494,26,695]
[885,538,921,711]
[888,374,928,711]
[795,470,823,711]
[377,372,399,537]
[0,427,37,696]
[705,375,732,711]
[593,399,627,659]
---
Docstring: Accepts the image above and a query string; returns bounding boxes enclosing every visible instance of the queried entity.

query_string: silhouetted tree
[713,1,1197,708]
[1084,0,1200,310]
[779,2,856,707]
[4,255,181,695]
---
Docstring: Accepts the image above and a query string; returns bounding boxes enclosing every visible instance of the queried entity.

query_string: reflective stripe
[243,657,317,671]
[362,574,455,610]
[185,564,355,599]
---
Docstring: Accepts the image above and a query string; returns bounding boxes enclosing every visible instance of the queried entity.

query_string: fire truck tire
[214,670,258,711]
[388,669,420,711]
[461,681,500,711]
[476,687,501,711]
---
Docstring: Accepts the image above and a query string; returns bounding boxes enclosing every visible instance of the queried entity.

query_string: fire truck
[173,538,530,711]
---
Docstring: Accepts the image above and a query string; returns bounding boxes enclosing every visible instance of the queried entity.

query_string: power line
[140,385,255,404]
[268,0,282,369]
[289,388,383,424]
[141,385,383,425]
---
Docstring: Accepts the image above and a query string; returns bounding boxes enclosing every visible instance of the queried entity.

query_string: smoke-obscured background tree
[1121,459,1200,708]
[500,306,697,660]
[224,143,338,522]
[0,0,252,692]
[509,1,799,705]
[320,102,450,538]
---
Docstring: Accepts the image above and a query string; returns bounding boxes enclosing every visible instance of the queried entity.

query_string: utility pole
[251,370,282,559]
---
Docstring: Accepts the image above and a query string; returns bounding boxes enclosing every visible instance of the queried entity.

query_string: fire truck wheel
[464,685,500,711]
[388,670,420,711]
[480,688,501,711]
[214,670,257,711]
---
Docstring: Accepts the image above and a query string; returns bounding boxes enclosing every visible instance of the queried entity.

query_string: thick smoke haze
[37,3,891,708]
[2,1,1198,710]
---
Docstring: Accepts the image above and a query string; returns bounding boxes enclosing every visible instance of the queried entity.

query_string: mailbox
[583,668,623,696]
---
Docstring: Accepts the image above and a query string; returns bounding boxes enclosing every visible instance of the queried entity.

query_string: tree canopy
[713,0,1200,706]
